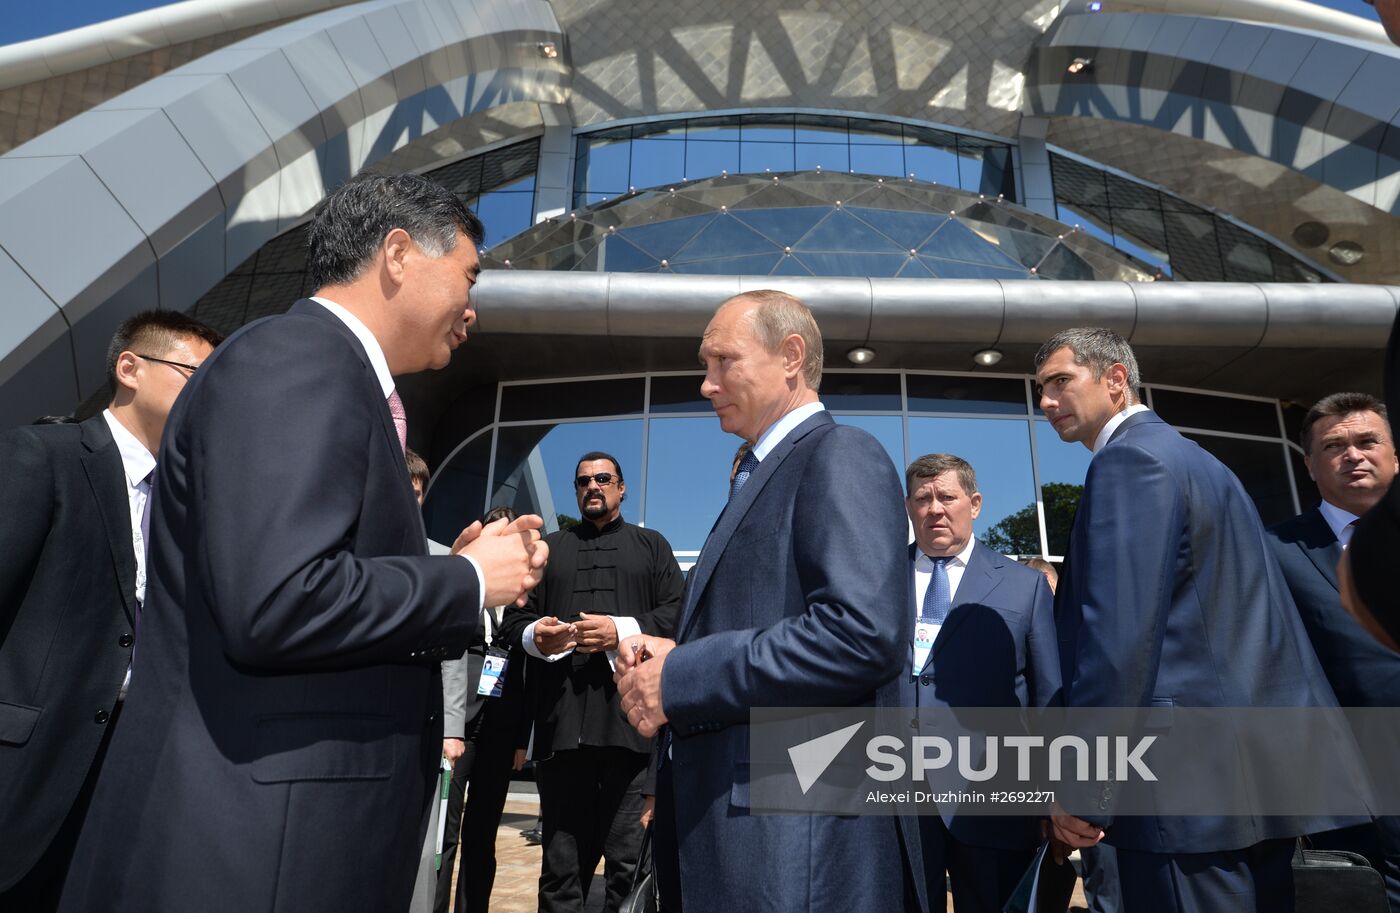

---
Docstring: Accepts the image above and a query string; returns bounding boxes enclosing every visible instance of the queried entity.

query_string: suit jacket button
[94,710,110,724]
[118,633,134,648]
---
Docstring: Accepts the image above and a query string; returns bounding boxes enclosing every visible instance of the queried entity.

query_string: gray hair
[725,290,824,392]
[1034,327,1141,398]
[905,453,978,497]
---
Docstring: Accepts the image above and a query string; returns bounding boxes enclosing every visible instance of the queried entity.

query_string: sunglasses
[575,472,619,489]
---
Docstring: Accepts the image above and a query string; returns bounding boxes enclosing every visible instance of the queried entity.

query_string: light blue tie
[729,451,759,501]
[920,556,951,625]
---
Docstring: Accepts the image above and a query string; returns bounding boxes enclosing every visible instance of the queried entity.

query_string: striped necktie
[387,389,407,453]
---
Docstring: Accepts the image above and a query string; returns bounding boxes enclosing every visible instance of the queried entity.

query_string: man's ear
[782,333,805,379]
[113,351,142,393]
[382,228,414,286]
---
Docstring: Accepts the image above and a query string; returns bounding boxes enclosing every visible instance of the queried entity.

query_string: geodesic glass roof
[484,171,1157,282]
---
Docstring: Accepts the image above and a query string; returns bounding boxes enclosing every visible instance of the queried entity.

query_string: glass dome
[485,171,1158,282]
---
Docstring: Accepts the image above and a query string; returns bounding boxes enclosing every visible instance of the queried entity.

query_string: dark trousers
[917,815,1035,913]
[434,709,519,913]
[1115,838,1295,913]
[1,701,121,913]
[1074,843,1122,913]
[536,746,648,913]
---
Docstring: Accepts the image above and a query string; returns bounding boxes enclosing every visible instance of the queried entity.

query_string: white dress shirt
[912,535,977,643]
[310,297,485,609]
[1318,499,1361,549]
[102,410,154,698]
[753,400,826,461]
[1092,403,1151,455]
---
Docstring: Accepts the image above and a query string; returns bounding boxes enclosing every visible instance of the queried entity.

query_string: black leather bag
[1293,840,1389,913]
[619,825,660,913]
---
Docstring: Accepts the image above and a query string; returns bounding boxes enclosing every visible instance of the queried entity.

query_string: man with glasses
[0,309,221,911]
[500,452,683,913]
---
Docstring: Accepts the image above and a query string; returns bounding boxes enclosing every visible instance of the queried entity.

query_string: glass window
[850,144,906,178]
[577,138,632,196]
[822,373,902,411]
[907,375,1027,415]
[740,142,796,173]
[903,144,960,185]
[794,115,849,143]
[1033,419,1092,557]
[956,148,984,194]
[649,374,710,413]
[908,417,1037,549]
[474,190,535,248]
[686,116,743,141]
[1149,388,1279,438]
[795,143,850,172]
[849,121,905,145]
[644,416,741,552]
[500,378,645,421]
[423,432,492,542]
[684,141,740,180]
[740,114,795,142]
[834,414,904,477]
[1290,447,1317,512]
[491,420,645,533]
[1184,434,1296,527]
[629,139,687,190]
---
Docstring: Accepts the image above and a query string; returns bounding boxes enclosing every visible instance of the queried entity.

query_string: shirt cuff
[522,620,574,662]
[455,554,487,613]
[612,616,642,643]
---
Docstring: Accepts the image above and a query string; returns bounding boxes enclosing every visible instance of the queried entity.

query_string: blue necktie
[920,556,951,625]
[729,451,759,501]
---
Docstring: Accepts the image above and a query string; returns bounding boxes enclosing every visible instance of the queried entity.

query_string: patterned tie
[729,450,759,500]
[1341,519,1358,550]
[387,389,408,453]
[920,556,952,625]
[139,467,154,556]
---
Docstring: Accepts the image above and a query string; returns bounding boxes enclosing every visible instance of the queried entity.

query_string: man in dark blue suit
[614,290,917,913]
[902,453,1060,913]
[59,174,548,913]
[1036,327,1363,913]
[1268,391,1400,910]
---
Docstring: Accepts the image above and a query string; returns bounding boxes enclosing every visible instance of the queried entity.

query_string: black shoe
[522,827,542,845]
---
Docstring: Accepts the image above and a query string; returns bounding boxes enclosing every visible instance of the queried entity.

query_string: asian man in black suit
[0,310,220,911]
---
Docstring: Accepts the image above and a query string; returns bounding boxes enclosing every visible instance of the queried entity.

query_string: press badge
[912,622,938,679]
[477,651,509,698]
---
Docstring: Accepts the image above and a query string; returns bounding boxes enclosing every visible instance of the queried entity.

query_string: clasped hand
[614,634,676,737]
[451,515,549,607]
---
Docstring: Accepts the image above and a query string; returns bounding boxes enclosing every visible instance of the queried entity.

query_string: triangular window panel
[918,256,1033,280]
[669,254,783,274]
[792,251,907,277]
[730,181,832,210]
[618,214,717,260]
[731,207,830,247]
[1037,243,1099,281]
[848,208,948,250]
[595,235,661,272]
[895,256,935,278]
[793,210,902,253]
[672,215,782,261]
[919,219,1024,268]
[770,255,814,276]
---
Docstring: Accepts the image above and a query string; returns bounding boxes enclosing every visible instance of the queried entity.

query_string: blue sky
[0,0,1383,45]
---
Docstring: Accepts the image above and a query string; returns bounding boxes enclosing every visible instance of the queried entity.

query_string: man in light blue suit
[1037,327,1365,913]
[614,290,920,913]
[902,453,1060,913]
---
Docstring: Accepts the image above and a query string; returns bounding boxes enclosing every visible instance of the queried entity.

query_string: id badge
[912,622,938,679]
[476,651,509,698]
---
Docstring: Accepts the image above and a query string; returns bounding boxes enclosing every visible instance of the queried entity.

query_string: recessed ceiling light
[846,347,876,365]
[1327,241,1364,266]
[974,348,1003,367]
[1067,57,1093,74]
[537,42,558,59]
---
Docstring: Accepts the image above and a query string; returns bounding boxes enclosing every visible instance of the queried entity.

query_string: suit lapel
[677,411,833,641]
[292,300,421,537]
[928,544,1001,666]
[79,416,138,625]
[1297,508,1342,591]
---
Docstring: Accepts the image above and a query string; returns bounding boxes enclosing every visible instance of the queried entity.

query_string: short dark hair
[483,505,517,524]
[576,451,624,483]
[1301,392,1389,453]
[306,172,485,290]
[1034,327,1141,396]
[106,309,224,391]
[404,447,430,488]
[905,453,978,497]
[32,414,77,425]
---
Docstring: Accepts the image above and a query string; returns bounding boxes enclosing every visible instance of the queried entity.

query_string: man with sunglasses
[500,452,683,913]
[0,309,221,911]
